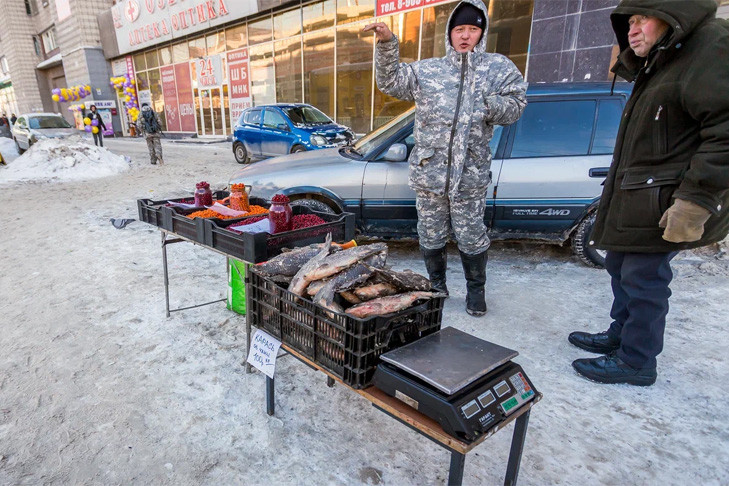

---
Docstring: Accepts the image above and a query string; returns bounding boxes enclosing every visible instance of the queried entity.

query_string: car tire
[15,139,25,154]
[233,143,249,164]
[291,145,306,154]
[571,212,605,268]
[290,198,337,215]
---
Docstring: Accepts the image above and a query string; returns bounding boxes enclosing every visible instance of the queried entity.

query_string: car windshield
[354,109,414,156]
[29,116,72,129]
[283,106,332,126]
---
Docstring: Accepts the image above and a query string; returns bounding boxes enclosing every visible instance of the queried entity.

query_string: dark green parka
[589,0,729,252]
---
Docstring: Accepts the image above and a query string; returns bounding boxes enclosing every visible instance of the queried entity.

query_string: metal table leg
[266,376,275,416]
[448,451,466,486]
[504,409,530,486]
[244,262,253,373]
[161,231,171,318]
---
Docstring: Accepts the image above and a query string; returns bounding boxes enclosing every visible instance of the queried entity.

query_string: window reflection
[274,8,301,39]
[336,0,374,25]
[145,50,159,69]
[133,52,146,72]
[172,42,189,63]
[148,68,166,131]
[249,16,273,45]
[421,1,457,60]
[250,44,275,104]
[303,30,334,118]
[275,38,302,103]
[188,37,206,59]
[226,24,247,50]
[336,21,373,134]
[206,31,226,55]
[487,0,532,74]
[158,46,172,66]
[303,0,335,33]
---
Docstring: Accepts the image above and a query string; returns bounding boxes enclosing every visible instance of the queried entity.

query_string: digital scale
[373,327,538,443]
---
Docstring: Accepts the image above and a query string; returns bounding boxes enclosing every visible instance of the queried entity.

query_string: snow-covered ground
[0,137,727,485]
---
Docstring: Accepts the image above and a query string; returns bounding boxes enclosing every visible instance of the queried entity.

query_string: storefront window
[421,1,457,61]
[336,21,373,134]
[171,42,189,64]
[206,31,226,55]
[250,43,275,105]
[133,52,146,72]
[487,0,532,74]
[273,8,301,39]
[274,38,302,103]
[303,0,335,33]
[248,16,273,45]
[136,71,149,90]
[158,46,172,66]
[189,37,207,59]
[374,10,420,127]
[148,68,166,130]
[337,0,374,25]
[303,30,334,118]
[145,50,159,69]
[226,24,247,50]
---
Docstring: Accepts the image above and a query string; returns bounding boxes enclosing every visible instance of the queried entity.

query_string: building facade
[0,0,122,132]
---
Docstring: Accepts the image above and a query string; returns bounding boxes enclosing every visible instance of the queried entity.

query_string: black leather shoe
[572,354,656,386]
[568,330,620,354]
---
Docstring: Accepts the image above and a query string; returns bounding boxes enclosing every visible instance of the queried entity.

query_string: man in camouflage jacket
[364,0,526,316]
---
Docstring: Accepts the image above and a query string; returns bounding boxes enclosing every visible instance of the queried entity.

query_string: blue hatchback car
[232,103,354,164]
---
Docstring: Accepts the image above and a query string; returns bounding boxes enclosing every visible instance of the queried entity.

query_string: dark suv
[230,83,632,267]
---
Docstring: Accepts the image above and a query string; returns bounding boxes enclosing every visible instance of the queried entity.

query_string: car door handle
[589,167,609,178]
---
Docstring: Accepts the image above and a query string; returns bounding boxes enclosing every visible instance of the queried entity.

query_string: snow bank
[0,135,131,183]
[0,136,20,163]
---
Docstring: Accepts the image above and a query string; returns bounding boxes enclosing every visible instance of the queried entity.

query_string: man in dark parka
[569,0,729,386]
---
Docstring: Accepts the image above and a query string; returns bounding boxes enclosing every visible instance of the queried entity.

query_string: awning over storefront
[36,53,63,70]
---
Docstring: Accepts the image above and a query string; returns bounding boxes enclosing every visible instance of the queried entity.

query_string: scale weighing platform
[374,326,538,443]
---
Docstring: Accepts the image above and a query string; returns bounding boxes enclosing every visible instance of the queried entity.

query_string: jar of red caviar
[194,181,213,207]
[229,183,251,212]
[268,194,293,234]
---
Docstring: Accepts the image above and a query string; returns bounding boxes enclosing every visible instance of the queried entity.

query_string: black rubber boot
[460,250,488,316]
[421,246,448,295]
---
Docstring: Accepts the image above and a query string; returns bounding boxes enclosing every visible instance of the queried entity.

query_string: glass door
[210,87,224,136]
[196,88,227,136]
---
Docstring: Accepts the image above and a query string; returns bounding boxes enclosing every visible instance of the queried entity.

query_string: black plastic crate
[136,190,231,229]
[205,206,356,263]
[247,270,444,389]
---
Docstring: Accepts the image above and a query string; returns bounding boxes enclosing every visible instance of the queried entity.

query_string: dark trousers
[93,131,103,147]
[605,250,678,369]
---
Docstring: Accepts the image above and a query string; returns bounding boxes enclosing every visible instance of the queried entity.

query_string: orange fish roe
[187,205,269,219]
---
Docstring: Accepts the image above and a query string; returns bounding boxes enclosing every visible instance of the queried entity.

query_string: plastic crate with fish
[247,269,445,389]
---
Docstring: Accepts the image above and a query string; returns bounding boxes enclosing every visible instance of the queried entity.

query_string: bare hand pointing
[363,22,394,42]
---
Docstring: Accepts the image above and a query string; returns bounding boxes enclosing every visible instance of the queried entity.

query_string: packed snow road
[0,136,727,485]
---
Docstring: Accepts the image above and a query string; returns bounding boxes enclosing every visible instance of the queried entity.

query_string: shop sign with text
[227,48,252,128]
[160,65,181,132]
[195,55,223,89]
[376,0,449,16]
[111,0,256,55]
[174,62,197,132]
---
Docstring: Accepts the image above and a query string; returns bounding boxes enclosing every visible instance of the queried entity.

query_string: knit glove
[658,198,711,243]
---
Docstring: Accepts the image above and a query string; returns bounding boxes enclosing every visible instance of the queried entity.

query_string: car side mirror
[277,123,289,132]
[382,143,407,162]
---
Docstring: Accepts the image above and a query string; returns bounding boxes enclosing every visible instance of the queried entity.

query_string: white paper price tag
[246,330,282,379]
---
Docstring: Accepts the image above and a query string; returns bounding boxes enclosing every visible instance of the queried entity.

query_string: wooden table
[266,344,541,486]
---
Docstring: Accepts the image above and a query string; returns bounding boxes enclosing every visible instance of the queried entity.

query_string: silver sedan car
[12,113,77,153]
[230,82,632,267]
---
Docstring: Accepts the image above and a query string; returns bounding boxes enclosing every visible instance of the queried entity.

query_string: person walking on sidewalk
[364,0,526,316]
[87,105,106,147]
[569,0,729,386]
[137,103,164,165]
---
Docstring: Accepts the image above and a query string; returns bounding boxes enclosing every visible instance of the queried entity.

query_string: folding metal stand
[264,344,540,486]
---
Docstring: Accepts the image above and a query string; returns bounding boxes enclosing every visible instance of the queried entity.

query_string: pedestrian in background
[10,114,17,125]
[569,0,729,386]
[87,105,106,147]
[137,103,164,165]
[364,0,526,316]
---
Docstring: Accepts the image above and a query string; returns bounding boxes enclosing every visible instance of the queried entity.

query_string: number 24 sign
[195,55,223,88]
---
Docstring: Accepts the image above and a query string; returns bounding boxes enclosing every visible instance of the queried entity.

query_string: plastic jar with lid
[268,194,293,234]
[194,181,213,207]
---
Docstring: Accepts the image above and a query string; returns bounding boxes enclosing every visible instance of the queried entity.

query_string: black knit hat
[449,3,486,32]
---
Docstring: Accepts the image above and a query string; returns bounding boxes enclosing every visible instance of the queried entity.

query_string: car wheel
[233,143,249,164]
[290,198,336,215]
[291,145,306,154]
[15,139,25,154]
[571,212,605,268]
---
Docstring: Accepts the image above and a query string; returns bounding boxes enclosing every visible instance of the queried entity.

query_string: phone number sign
[376,0,449,16]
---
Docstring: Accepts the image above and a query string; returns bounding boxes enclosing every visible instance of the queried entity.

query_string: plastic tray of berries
[137,190,230,229]
[203,204,355,263]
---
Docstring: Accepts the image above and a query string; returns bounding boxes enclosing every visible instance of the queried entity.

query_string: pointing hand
[363,22,394,42]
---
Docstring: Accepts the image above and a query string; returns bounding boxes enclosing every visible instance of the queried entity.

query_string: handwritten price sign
[246,330,282,379]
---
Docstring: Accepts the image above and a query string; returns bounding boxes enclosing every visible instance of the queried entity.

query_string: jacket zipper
[445,53,467,197]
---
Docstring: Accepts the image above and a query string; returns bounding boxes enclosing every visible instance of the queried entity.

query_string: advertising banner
[195,55,223,89]
[160,65,181,132]
[376,0,449,16]
[174,62,196,132]
[226,48,252,128]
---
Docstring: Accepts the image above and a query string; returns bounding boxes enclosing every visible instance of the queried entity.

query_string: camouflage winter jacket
[375,0,526,197]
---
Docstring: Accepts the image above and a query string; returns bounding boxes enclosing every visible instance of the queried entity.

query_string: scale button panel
[500,373,536,415]
[460,399,481,419]
[494,380,511,397]
[477,390,495,408]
